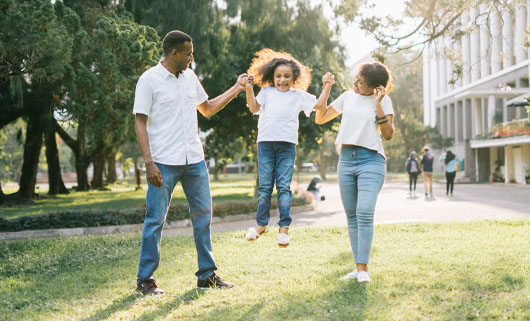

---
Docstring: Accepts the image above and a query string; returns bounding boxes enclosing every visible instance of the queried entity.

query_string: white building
[423,0,530,184]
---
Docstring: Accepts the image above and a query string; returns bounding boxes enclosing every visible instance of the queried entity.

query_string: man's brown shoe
[136,279,165,296]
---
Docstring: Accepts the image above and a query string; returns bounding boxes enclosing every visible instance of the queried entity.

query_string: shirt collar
[156,59,183,79]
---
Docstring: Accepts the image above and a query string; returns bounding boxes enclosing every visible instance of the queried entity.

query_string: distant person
[439,150,458,196]
[243,49,332,248]
[420,147,434,197]
[314,62,395,283]
[133,30,247,295]
[405,151,420,197]
[307,176,325,205]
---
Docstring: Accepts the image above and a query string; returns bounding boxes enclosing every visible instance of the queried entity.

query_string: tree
[56,2,160,190]
[1,0,76,200]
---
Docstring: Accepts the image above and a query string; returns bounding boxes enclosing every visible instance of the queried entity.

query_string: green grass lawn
[1,220,529,320]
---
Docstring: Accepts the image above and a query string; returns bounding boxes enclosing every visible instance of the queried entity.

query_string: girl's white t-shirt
[255,86,316,144]
[330,90,394,158]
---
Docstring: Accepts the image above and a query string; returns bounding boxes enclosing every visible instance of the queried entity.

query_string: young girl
[315,62,395,282]
[244,48,332,247]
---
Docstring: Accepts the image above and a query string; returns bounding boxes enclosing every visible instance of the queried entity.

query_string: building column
[490,8,502,73]
[514,2,527,63]
[471,98,478,137]
[469,6,480,82]
[502,98,508,123]
[479,3,491,77]
[487,95,496,130]
[422,48,432,126]
[437,39,447,95]
[455,101,461,143]
[462,10,471,85]
[502,7,513,69]
[445,36,453,92]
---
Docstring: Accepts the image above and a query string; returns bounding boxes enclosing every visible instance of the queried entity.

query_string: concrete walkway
[165,181,530,236]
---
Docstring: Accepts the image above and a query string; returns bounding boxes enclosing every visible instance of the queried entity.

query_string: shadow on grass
[81,294,139,321]
[132,288,206,321]
[200,251,373,321]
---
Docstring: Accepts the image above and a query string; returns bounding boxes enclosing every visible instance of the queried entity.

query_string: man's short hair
[162,30,192,56]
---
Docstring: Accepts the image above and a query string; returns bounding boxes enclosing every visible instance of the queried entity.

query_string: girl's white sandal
[277,233,290,248]
[246,226,268,241]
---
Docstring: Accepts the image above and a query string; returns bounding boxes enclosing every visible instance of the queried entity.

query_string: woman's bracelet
[378,119,389,125]
[375,115,387,121]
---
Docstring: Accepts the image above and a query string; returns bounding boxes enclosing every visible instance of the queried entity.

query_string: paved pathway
[165,181,530,236]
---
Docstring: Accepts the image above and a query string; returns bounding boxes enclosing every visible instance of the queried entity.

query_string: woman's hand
[375,85,385,103]
[322,72,335,87]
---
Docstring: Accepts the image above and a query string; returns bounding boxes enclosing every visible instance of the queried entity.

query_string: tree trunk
[16,111,45,200]
[319,149,327,180]
[75,154,91,191]
[55,121,91,191]
[0,182,5,204]
[106,150,117,184]
[91,145,105,189]
[45,117,69,195]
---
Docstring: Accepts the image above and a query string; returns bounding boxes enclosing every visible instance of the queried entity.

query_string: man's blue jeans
[137,160,216,284]
[338,146,386,264]
[256,141,296,227]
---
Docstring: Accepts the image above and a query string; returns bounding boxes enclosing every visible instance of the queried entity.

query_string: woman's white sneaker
[340,270,358,280]
[357,271,371,283]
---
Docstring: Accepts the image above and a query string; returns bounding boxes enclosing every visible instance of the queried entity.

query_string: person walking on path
[405,151,420,197]
[440,150,458,196]
[420,147,434,197]
[314,62,395,283]
[133,30,247,295]
[243,48,333,248]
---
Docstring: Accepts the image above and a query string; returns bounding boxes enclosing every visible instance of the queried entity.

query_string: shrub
[0,198,308,232]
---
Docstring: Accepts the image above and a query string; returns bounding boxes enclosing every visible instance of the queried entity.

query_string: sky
[322,0,410,67]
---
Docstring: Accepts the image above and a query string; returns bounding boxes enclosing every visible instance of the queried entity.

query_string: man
[420,146,434,198]
[133,30,247,295]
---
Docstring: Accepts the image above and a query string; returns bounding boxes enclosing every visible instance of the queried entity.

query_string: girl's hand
[245,75,254,90]
[322,72,335,86]
[375,85,385,103]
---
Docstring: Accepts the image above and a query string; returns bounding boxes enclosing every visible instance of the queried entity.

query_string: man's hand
[236,73,248,92]
[145,161,162,187]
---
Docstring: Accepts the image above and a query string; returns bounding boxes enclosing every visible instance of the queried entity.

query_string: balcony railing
[476,118,530,140]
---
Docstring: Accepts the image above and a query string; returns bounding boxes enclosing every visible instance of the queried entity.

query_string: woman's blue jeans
[338,145,386,264]
[256,141,296,227]
[137,160,217,284]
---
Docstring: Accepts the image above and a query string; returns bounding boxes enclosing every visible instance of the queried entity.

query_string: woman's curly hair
[247,48,312,91]
[358,62,394,94]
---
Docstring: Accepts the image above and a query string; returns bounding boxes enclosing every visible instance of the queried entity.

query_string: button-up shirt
[133,63,208,165]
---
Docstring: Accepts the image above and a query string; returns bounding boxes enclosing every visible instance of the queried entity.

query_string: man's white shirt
[133,63,208,166]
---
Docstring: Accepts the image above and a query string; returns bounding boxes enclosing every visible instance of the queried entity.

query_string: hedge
[0,198,308,232]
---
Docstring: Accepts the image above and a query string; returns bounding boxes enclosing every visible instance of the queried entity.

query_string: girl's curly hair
[247,48,312,91]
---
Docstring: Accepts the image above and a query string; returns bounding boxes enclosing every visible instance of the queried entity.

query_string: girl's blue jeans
[338,145,386,264]
[256,141,296,227]
[137,160,217,284]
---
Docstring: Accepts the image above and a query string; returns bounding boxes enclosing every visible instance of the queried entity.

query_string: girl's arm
[374,85,394,140]
[315,72,340,125]
[245,75,260,114]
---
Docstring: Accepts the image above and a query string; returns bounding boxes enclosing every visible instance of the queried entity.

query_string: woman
[314,62,395,283]
[440,150,458,196]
